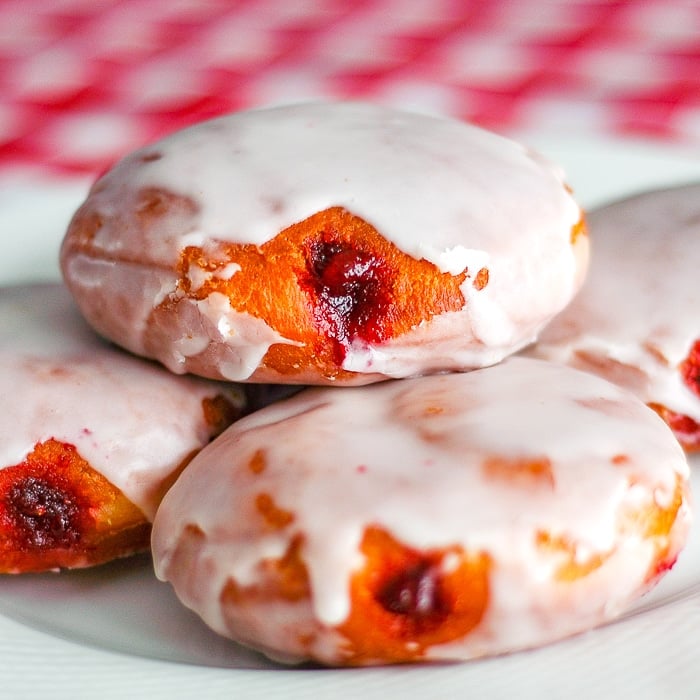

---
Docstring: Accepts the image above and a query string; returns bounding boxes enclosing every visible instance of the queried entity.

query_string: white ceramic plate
[1,135,700,700]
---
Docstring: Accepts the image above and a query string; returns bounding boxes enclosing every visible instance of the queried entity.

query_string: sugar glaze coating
[61,102,586,384]
[528,183,700,449]
[0,284,244,521]
[152,357,691,665]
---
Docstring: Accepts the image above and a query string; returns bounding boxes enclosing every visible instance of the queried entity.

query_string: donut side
[527,183,700,451]
[61,102,587,385]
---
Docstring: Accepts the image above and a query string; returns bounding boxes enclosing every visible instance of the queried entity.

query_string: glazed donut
[60,101,587,386]
[527,183,700,451]
[0,284,246,573]
[151,357,690,666]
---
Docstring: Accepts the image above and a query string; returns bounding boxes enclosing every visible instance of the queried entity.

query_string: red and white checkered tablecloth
[0,0,698,178]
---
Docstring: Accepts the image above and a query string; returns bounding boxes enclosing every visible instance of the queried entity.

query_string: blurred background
[0,0,698,180]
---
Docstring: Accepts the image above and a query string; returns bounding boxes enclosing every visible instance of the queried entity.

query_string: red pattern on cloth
[0,0,698,177]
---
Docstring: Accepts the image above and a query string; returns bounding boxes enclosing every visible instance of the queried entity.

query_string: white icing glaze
[152,357,691,665]
[62,102,584,383]
[528,183,700,424]
[0,284,245,520]
[89,102,580,266]
[172,293,299,375]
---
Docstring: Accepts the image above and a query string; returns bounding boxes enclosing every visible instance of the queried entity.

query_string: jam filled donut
[0,284,246,574]
[528,183,700,451]
[152,357,691,666]
[61,102,587,386]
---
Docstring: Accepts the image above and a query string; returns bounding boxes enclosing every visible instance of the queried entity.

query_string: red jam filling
[0,441,92,557]
[6,476,81,549]
[302,235,393,362]
[666,412,700,451]
[680,338,700,398]
[649,402,700,451]
[375,559,449,634]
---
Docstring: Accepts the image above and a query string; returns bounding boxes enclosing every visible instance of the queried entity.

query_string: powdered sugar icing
[93,102,579,269]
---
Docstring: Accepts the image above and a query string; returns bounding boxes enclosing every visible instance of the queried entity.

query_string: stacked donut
[526,183,700,452]
[12,102,694,665]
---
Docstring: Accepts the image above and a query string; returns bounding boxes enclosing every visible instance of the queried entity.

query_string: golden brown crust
[482,455,555,489]
[202,394,245,435]
[535,531,611,582]
[171,206,469,381]
[220,535,311,606]
[619,472,687,584]
[337,527,490,664]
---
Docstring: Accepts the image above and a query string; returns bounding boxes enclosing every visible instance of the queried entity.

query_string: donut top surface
[531,183,700,427]
[152,357,689,641]
[0,284,243,519]
[81,101,580,273]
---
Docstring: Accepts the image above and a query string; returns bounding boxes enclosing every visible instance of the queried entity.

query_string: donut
[527,183,700,451]
[0,284,246,573]
[151,357,691,666]
[60,102,587,386]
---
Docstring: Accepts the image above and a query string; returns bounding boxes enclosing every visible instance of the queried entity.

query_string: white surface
[1,135,700,698]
